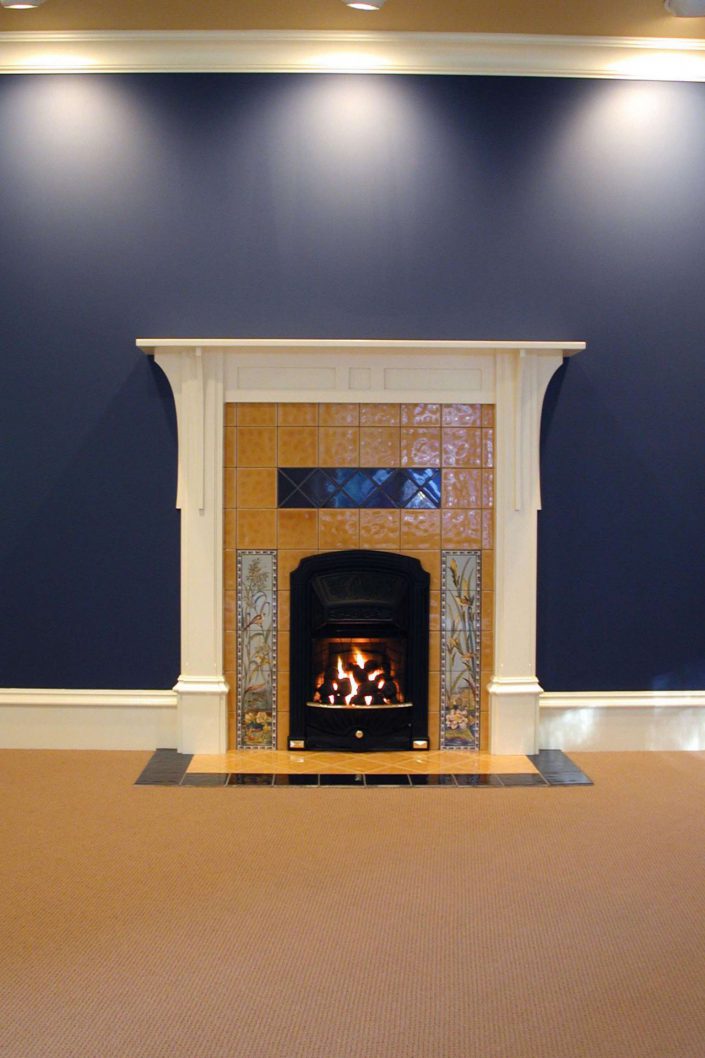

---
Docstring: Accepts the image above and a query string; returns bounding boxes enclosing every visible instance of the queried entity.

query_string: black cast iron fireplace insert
[288,550,430,751]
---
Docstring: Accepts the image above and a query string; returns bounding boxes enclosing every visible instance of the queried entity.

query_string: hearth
[289,550,430,751]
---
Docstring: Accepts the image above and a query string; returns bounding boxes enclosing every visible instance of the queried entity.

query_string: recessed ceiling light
[665,0,705,14]
[0,0,48,7]
[343,0,387,10]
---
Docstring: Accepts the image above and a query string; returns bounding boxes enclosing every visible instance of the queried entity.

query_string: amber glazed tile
[400,510,441,550]
[360,403,400,426]
[278,590,290,631]
[224,591,236,632]
[359,427,400,466]
[237,468,277,509]
[319,403,359,426]
[224,427,237,468]
[400,428,441,467]
[443,469,482,509]
[442,509,482,548]
[481,405,495,427]
[238,402,276,426]
[224,550,237,591]
[482,470,494,509]
[442,427,481,468]
[442,403,481,427]
[224,469,237,510]
[237,427,276,467]
[277,509,318,549]
[402,549,440,589]
[278,426,318,467]
[277,549,313,583]
[224,630,236,673]
[224,509,237,549]
[429,590,441,630]
[402,403,440,426]
[481,550,495,592]
[278,403,317,427]
[225,404,237,427]
[359,509,400,551]
[482,509,494,549]
[188,750,538,775]
[278,630,291,671]
[237,509,277,549]
[319,427,359,467]
[319,510,360,551]
[482,428,494,468]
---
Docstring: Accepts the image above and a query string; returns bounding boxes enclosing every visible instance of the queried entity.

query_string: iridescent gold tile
[359,427,400,466]
[360,403,400,426]
[237,509,277,549]
[442,403,481,427]
[482,509,494,549]
[359,509,400,551]
[224,590,236,632]
[238,403,276,426]
[402,403,440,426]
[481,590,494,631]
[237,427,276,467]
[278,590,290,631]
[319,403,359,426]
[224,427,237,468]
[278,426,318,467]
[225,404,237,427]
[278,549,313,583]
[481,549,495,592]
[429,590,441,630]
[481,405,495,428]
[224,550,237,591]
[442,509,481,548]
[237,468,277,508]
[482,428,494,468]
[482,470,494,509]
[224,630,236,673]
[224,508,237,549]
[319,509,360,551]
[441,427,481,468]
[278,403,317,427]
[400,427,441,467]
[400,510,441,550]
[224,468,237,509]
[442,468,482,509]
[402,549,440,589]
[277,509,318,549]
[319,427,359,467]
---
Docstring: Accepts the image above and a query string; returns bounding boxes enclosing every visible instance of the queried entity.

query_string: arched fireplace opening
[288,550,430,751]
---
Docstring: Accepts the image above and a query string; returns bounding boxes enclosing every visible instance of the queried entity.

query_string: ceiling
[1,0,705,41]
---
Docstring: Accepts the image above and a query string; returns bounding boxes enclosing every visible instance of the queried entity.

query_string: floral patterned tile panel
[237,550,277,749]
[441,550,481,750]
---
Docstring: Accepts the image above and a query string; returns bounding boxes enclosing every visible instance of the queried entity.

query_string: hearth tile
[400,510,441,550]
[278,403,318,427]
[319,509,360,551]
[237,468,277,509]
[238,509,277,549]
[224,427,237,468]
[442,427,482,468]
[453,773,502,787]
[237,427,276,467]
[277,427,318,467]
[496,773,548,786]
[181,772,229,787]
[482,510,494,549]
[227,773,275,786]
[409,773,457,786]
[360,427,400,466]
[482,428,494,468]
[238,403,276,426]
[402,403,441,426]
[359,509,401,550]
[224,509,237,548]
[442,510,481,548]
[400,428,441,468]
[442,468,482,509]
[365,774,412,786]
[442,403,481,427]
[360,403,400,426]
[274,774,320,786]
[319,403,359,426]
[542,772,593,786]
[319,427,359,467]
[135,749,192,786]
[320,774,366,786]
[482,470,494,509]
[277,509,318,550]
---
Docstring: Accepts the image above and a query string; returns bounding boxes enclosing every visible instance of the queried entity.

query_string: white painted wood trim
[539,691,705,751]
[0,688,178,750]
[2,31,705,81]
[143,337,583,754]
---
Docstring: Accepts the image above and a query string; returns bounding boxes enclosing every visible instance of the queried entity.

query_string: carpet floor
[2,750,705,1058]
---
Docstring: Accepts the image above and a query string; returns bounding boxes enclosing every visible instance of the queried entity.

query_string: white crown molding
[1,30,705,80]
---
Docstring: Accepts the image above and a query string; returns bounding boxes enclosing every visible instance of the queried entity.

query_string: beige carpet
[2,750,705,1058]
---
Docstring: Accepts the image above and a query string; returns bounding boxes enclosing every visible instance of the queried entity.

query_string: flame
[337,655,358,705]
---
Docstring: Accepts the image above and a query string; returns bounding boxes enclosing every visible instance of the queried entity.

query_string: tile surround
[225,402,494,752]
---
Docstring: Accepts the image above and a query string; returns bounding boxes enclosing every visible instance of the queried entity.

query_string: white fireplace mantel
[139,337,585,755]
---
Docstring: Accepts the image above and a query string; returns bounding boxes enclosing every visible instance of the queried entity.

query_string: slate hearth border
[135,749,592,788]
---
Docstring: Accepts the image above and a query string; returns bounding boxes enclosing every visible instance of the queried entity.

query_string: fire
[313,647,400,707]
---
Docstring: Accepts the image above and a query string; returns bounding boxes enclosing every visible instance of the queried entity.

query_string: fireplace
[289,550,430,751]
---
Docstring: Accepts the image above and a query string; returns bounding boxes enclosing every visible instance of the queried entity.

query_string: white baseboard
[0,689,178,751]
[539,691,705,751]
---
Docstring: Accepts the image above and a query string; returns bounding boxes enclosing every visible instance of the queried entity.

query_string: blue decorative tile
[278,468,441,509]
[441,551,481,750]
[237,551,277,749]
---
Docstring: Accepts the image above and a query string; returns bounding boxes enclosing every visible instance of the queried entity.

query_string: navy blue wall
[1,73,704,690]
